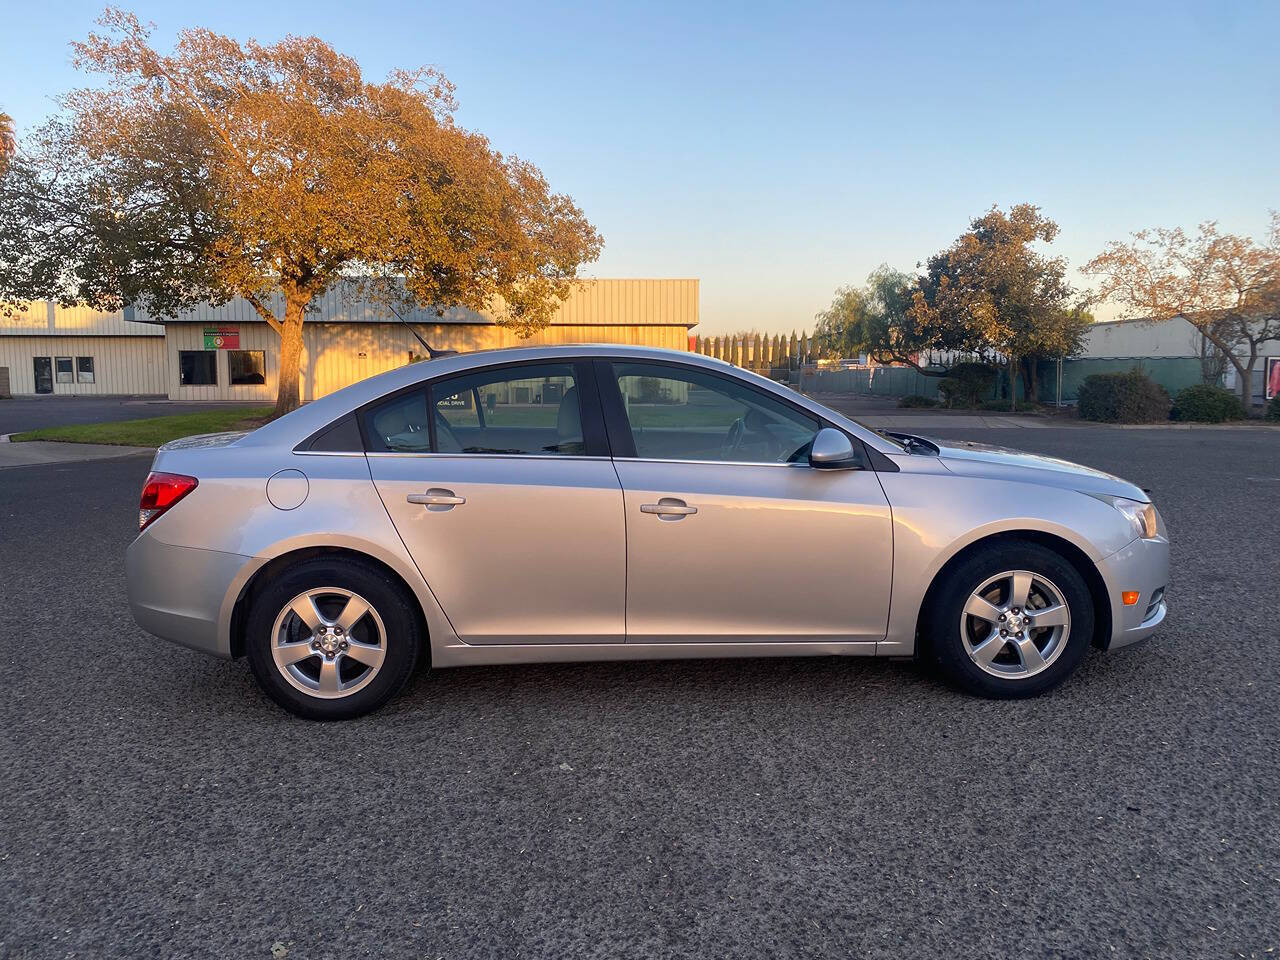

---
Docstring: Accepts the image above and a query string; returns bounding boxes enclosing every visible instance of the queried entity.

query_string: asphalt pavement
[0,427,1277,959]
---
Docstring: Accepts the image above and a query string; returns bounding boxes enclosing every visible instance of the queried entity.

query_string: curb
[0,433,13,443]
[1103,422,1280,431]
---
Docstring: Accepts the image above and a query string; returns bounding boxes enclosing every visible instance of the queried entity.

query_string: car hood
[923,438,1149,501]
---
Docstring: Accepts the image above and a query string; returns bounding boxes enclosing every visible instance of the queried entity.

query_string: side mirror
[808,427,860,469]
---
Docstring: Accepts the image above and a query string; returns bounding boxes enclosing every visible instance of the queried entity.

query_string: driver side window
[611,362,820,463]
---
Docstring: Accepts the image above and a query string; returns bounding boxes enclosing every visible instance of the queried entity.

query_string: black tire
[926,541,1094,699]
[245,557,423,720]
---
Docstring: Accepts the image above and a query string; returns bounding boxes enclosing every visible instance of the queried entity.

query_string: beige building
[0,279,698,401]
[1080,316,1210,358]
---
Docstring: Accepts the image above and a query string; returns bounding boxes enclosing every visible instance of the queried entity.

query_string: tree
[814,265,972,373]
[0,112,14,161]
[0,10,602,415]
[1019,304,1092,404]
[911,204,1082,409]
[1086,216,1280,413]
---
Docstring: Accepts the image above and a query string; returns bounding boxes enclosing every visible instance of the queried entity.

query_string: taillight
[138,472,198,531]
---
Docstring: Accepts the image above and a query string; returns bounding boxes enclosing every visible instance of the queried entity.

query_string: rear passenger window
[363,389,430,453]
[431,364,583,455]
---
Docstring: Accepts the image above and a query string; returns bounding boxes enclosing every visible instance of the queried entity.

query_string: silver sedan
[126,345,1169,719]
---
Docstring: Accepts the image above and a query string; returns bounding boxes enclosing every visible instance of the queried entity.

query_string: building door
[32,357,53,394]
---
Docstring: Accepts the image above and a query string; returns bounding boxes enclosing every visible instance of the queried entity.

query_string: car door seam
[360,451,466,643]
[608,455,630,643]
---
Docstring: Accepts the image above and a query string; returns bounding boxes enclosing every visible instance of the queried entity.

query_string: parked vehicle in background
[126,345,1169,719]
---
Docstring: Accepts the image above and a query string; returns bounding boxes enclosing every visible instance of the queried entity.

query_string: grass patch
[12,407,272,447]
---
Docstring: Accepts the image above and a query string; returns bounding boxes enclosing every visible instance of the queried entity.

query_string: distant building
[1082,315,1275,403]
[0,279,698,400]
[1081,316,1211,359]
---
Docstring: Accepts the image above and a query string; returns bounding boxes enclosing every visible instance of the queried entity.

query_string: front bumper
[125,534,260,659]
[1096,534,1170,651]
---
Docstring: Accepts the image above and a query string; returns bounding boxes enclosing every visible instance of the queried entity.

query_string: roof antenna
[384,303,457,359]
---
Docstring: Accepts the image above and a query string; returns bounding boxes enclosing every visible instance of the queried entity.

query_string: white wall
[1,302,165,338]
[1081,317,1204,358]
[0,336,167,395]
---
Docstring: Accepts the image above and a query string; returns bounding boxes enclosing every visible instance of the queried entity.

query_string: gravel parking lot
[1,427,1277,959]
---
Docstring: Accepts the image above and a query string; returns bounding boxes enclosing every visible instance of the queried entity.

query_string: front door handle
[407,488,466,510]
[640,497,697,520]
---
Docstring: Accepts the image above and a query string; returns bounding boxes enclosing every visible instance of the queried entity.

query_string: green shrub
[1171,384,1245,423]
[936,378,962,407]
[898,394,938,408]
[1267,396,1280,421]
[1077,371,1170,423]
[937,362,999,408]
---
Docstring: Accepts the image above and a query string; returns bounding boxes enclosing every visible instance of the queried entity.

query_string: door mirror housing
[808,428,860,469]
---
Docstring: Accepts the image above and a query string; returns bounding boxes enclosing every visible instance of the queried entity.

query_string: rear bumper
[125,534,260,659]
[1097,535,1170,651]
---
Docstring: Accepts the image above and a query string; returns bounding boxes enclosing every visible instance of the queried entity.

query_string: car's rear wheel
[927,541,1093,698]
[245,558,422,720]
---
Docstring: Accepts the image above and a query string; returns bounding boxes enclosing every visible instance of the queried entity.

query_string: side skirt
[430,639,879,669]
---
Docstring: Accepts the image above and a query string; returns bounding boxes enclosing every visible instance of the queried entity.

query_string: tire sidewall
[931,543,1094,699]
[245,558,421,720]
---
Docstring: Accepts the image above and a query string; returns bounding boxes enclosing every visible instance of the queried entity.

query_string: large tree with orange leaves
[1086,216,1280,412]
[0,10,602,414]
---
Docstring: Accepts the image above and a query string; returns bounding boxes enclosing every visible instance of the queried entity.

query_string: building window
[55,357,74,384]
[228,350,266,385]
[179,350,218,386]
[76,356,95,383]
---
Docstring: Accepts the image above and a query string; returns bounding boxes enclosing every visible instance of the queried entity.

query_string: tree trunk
[1197,323,1251,408]
[274,298,306,417]
[1024,357,1040,407]
[1242,350,1259,414]
[1008,357,1019,412]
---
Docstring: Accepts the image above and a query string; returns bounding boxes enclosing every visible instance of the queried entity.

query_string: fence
[800,365,948,398]
[1042,357,1207,403]
[689,332,816,374]
[799,356,1210,404]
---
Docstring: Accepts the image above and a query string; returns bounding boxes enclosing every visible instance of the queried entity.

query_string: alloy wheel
[270,587,387,699]
[958,570,1072,679]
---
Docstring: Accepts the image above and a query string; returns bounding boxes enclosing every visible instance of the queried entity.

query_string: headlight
[1092,494,1160,540]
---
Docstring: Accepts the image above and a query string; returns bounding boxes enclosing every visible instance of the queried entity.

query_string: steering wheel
[720,418,746,459]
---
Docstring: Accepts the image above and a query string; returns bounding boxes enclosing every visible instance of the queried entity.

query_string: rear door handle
[407,488,466,509]
[640,497,697,520]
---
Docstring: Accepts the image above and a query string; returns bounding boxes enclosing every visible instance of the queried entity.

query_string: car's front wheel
[927,541,1093,698]
[245,558,422,720]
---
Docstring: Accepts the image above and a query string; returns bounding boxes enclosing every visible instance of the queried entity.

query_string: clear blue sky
[3,0,1277,333]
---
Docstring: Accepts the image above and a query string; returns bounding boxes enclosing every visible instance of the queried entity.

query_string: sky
[2,0,1277,334]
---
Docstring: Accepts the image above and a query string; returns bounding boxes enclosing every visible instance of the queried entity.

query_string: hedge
[1170,384,1246,423]
[937,362,999,408]
[1077,370,1170,423]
